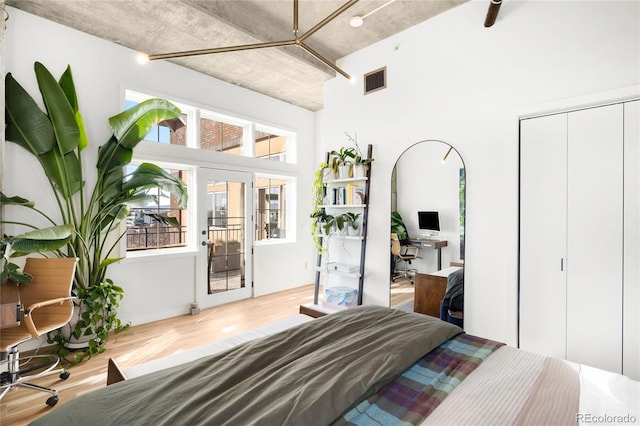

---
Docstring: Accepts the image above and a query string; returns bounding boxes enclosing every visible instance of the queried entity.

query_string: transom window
[126,90,295,162]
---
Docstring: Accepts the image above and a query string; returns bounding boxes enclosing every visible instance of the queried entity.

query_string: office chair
[390,233,420,283]
[0,257,78,407]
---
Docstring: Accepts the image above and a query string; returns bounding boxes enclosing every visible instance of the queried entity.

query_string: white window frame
[122,88,299,257]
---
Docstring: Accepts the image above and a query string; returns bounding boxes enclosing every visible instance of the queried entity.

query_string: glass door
[197,168,253,308]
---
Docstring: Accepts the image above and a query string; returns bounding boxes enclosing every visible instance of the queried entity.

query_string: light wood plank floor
[2,282,413,425]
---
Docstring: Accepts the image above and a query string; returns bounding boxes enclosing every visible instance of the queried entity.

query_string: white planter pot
[353,164,367,179]
[320,222,331,236]
[348,225,360,236]
[58,303,96,349]
[338,164,351,179]
[322,168,337,182]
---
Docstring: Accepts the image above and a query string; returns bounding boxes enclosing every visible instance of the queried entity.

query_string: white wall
[317,0,640,345]
[4,7,317,326]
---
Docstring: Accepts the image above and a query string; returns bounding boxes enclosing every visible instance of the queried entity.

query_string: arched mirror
[390,141,466,324]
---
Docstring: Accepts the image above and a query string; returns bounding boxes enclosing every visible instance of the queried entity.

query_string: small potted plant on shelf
[343,212,361,236]
[310,210,332,251]
[330,214,347,236]
[329,146,356,179]
[344,132,374,179]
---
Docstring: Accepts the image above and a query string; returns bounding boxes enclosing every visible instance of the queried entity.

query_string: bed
[32,306,639,425]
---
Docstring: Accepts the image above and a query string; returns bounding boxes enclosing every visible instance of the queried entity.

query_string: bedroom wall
[4,7,317,326]
[316,0,640,345]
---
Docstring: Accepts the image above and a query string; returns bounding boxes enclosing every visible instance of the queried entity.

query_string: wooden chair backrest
[390,233,402,256]
[20,257,77,336]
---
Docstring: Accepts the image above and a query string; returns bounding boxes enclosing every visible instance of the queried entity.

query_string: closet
[519,100,639,378]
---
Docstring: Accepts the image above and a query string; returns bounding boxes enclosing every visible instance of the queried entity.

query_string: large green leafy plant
[3,62,188,363]
[1,223,74,284]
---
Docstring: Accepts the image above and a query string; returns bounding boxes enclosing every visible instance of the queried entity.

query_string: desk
[406,238,447,270]
[413,266,462,318]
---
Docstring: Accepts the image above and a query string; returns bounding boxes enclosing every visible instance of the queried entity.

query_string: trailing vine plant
[311,162,329,252]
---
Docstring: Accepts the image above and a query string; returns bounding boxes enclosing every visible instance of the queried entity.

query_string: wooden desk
[413,267,462,318]
[406,238,448,270]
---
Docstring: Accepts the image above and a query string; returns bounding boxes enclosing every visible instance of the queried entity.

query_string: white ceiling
[7,0,471,111]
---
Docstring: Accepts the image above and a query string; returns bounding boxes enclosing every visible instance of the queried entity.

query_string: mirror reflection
[390,140,466,327]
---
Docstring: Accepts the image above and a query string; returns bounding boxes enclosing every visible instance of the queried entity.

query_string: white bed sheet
[577,364,640,425]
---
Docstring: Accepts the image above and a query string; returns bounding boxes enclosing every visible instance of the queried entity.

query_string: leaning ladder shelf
[312,144,373,309]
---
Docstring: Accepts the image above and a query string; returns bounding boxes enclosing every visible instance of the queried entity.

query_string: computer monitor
[418,211,440,235]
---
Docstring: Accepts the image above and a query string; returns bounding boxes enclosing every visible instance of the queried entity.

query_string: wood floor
[1,282,413,425]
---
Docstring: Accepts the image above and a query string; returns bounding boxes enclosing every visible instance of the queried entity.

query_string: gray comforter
[33,306,461,426]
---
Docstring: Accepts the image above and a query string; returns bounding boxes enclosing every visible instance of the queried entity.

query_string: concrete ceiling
[7,0,469,111]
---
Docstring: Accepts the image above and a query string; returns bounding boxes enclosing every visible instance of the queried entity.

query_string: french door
[197,168,253,308]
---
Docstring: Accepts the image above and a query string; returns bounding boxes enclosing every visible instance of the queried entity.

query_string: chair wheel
[60,371,70,380]
[46,396,59,407]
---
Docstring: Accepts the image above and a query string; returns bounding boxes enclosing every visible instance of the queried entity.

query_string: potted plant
[3,62,188,363]
[329,146,356,179]
[330,214,347,236]
[344,132,374,179]
[343,212,361,236]
[310,210,334,237]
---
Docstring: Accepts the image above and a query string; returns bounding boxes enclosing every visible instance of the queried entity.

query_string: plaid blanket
[337,333,504,425]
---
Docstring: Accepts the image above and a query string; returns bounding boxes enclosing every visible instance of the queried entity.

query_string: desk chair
[390,233,420,283]
[0,257,78,407]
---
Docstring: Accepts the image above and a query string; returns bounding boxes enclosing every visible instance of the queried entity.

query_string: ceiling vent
[364,67,386,95]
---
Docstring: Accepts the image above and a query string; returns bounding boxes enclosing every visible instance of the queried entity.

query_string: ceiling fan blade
[298,0,359,43]
[148,39,297,61]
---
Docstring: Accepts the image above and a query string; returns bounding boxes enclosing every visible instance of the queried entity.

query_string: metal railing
[127,225,187,250]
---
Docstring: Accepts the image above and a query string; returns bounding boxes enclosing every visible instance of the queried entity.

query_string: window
[255,130,286,162]
[126,165,189,251]
[125,99,188,147]
[124,90,298,251]
[208,188,228,228]
[255,176,288,241]
[126,90,295,163]
[200,114,244,154]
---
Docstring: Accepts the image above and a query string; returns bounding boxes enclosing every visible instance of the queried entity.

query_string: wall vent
[364,67,386,95]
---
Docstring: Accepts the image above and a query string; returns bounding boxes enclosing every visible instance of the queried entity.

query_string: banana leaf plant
[3,62,188,363]
[1,224,74,284]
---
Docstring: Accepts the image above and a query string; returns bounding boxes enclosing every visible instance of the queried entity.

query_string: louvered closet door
[566,104,623,374]
[519,113,568,359]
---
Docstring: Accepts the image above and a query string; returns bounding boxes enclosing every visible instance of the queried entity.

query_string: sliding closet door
[623,100,640,380]
[519,113,568,359]
[566,104,623,373]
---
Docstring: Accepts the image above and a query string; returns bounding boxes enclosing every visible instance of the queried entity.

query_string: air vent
[364,67,386,95]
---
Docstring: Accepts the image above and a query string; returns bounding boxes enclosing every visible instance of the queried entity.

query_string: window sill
[254,239,292,246]
[124,247,199,263]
